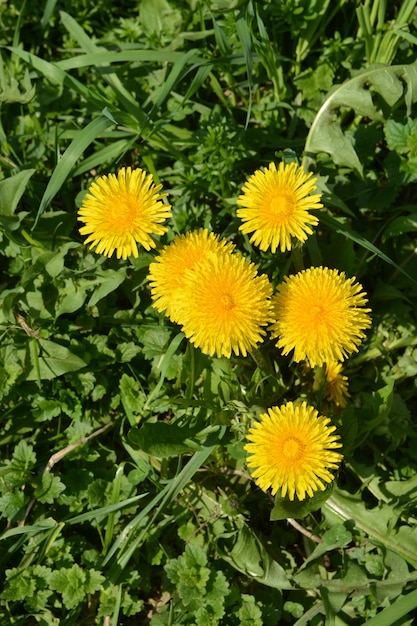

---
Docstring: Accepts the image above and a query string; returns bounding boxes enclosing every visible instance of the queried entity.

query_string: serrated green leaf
[165,545,210,607]
[385,119,417,153]
[0,55,35,104]
[0,492,27,521]
[304,63,417,174]
[120,374,146,426]
[238,594,263,626]
[35,472,66,504]
[50,565,86,610]
[12,440,37,470]
[2,567,36,601]
[85,568,105,594]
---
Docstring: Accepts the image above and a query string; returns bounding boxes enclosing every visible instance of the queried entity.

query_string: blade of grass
[110,585,123,626]
[102,464,126,556]
[41,0,59,30]
[148,48,203,113]
[55,49,205,70]
[71,137,137,177]
[103,426,226,572]
[143,332,184,411]
[235,8,254,127]
[33,113,116,228]
[59,12,148,126]
[6,46,114,112]
[66,494,147,526]
[361,589,417,626]
[317,211,417,287]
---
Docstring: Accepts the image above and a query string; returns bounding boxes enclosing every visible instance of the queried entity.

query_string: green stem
[185,343,196,401]
[291,245,305,272]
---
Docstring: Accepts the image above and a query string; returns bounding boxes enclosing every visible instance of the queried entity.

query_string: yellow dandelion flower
[78,167,171,260]
[244,401,343,501]
[322,362,350,408]
[178,251,273,358]
[237,162,322,253]
[148,229,235,323]
[270,267,372,367]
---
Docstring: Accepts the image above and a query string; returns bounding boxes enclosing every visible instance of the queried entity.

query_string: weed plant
[1,0,417,624]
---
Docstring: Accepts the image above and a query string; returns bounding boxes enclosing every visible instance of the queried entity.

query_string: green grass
[1,0,417,624]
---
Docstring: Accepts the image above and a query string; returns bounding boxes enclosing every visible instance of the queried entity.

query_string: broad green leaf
[307,117,364,176]
[0,492,27,521]
[88,268,127,307]
[385,119,417,154]
[323,488,417,568]
[304,63,417,174]
[140,0,173,35]
[217,524,292,590]
[55,279,90,317]
[361,589,417,626]
[128,421,202,458]
[0,168,35,216]
[271,483,335,520]
[44,243,79,278]
[24,338,86,380]
[297,523,352,572]
[382,213,417,242]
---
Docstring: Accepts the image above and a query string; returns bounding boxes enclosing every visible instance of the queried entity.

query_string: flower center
[112,194,138,232]
[309,303,325,323]
[282,437,304,461]
[220,293,235,310]
[268,192,295,223]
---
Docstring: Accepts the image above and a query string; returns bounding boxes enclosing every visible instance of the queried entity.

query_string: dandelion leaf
[25,338,86,380]
[0,168,35,217]
[305,63,417,176]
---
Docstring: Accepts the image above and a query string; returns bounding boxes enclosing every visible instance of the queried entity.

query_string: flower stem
[291,245,305,272]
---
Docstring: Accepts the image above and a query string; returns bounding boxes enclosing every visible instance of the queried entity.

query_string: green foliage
[49,564,104,610]
[0,0,417,623]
